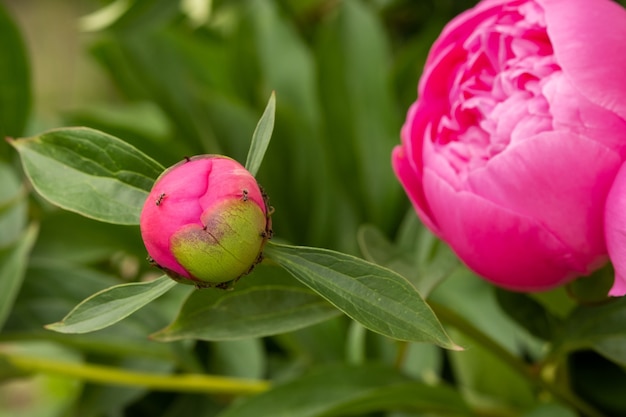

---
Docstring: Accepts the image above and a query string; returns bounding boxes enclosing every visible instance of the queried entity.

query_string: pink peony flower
[140,155,271,287]
[393,0,626,292]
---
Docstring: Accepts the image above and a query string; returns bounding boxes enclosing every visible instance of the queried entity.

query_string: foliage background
[3,1,626,417]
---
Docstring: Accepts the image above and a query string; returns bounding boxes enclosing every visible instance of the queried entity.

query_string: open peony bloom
[393,0,626,293]
[140,155,271,287]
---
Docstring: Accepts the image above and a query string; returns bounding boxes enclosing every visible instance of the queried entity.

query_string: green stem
[429,301,607,417]
[2,353,270,396]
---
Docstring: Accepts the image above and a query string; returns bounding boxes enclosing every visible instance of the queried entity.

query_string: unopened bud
[140,155,272,288]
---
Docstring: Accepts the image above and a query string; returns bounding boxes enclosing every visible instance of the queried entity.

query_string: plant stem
[429,301,607,417]
[1,352,270,396]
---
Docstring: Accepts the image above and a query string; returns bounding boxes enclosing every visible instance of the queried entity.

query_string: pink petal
[466,131,620,271]
[605,163,626,296]
[423,167,581,291]
[543,73,626,158]
[392,145,439,234]
[539,0,626,121]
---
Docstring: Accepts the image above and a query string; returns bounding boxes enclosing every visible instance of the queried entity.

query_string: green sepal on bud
[170,199,269,288]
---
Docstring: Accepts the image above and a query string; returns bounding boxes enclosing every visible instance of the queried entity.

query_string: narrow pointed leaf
[0,224,38,330]
[9,127,164,225]
[0,4,31,144]
[245,91,276,176]
[263,242,460,349]
[46,275,177,334]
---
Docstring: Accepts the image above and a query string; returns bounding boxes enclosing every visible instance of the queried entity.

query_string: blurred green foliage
[3,1,626,417]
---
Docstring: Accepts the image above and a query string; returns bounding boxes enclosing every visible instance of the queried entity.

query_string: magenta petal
[392,146,439,234]
[466,131,620,271]
[423,167,579,291]
[605,163,626,296]
[540,0,626,121]
[543,73,626,158]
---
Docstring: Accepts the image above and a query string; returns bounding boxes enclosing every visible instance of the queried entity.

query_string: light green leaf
[46,275,177,334]
[152,266,340,341]
[0,163,28,247]
[217,365,471,417]
[0,4,31,145]
[0,224,38,330]
[245,92,275,177]
[209,339,265,380]
[9,127,164,225]
[263,242,460,349]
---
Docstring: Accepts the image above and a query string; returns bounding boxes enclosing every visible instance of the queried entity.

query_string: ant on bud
[155,193,166,206]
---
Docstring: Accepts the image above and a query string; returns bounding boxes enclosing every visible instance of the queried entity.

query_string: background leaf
[152,264,340,341]
[553,298,626,366]
[264,242,459,349]
[0,162,28,247]
[315,1,403,232]
[10,127,163,225]
[0,224,37,330]
[217,364,471,417]
[0,3,31,153]
[358,210,459,297]
[47,275,177,334]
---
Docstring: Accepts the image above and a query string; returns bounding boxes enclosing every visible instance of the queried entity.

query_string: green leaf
[430,270,538,409]
[358,218,458,297]
[315,1,402,230]
[263,242,459,349]
[568,350,626,415]
[522,403,577,417]
[0,4,31,145]
[46,275,177,334]
[217,365,471,417]
[0,162,28,247]
[4,259,188,364]
[9,127,164,225]
[151,265,340,341]
[553,297,626,366]
[209,339,266,380]
[245,92,275,177]
[495,288,561,341]
[0,224,38,330]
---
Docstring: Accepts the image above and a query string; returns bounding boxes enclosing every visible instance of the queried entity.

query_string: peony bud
[140,155,272,288]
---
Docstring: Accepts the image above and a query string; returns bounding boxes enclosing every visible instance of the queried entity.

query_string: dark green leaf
[0,224,38,330]
[495,289,560,341]
[152,265,340,341]
[245,92,275,177]
[217,365,471,417]
[46,275,177,334]
[0,4,31,145]
[566,265,614,304]
[264,242,459,349]
[569,350,626,416]
[553,298,626,366]
[315,1,402,230]
[9,127,164,225]
[521,403,576,417]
